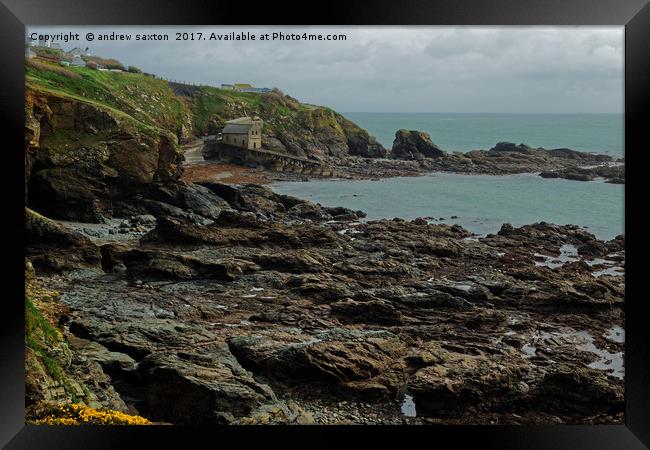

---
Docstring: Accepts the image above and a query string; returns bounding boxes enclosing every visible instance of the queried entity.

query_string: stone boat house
[221,116,263,150]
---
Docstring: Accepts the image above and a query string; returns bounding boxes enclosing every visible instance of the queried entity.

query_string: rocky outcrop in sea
[338,137,624,183]
[391,129,445,160]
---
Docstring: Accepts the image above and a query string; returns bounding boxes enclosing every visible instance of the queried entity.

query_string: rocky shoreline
[25,181,625,425]
[24,62,624,425]
[194,138,625,185]
[323,140,625,184]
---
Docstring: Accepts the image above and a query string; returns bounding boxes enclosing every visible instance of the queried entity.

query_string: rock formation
[391,129,446,160]
[25,181,625,425]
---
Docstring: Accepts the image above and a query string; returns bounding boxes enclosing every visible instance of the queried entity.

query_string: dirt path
[181,140,271,184]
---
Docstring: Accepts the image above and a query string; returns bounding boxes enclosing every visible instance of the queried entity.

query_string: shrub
[26,59,82,79]
[33,47,62,61]
[28,404,152,425]
[127,66,142,73]
[86,56,125,71]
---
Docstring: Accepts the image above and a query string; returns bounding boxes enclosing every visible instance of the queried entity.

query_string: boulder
[228,328,407,396]
[391,130,445,160]
[25,208,101,272]
[533,364,624,414]
[407,344,525,415]
[138,349,277,424]
[489,142,534,154]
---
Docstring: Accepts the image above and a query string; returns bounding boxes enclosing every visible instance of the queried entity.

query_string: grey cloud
[26,26,623,113]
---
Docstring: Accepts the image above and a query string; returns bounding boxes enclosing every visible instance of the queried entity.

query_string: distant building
[50,43,62,50]
[221,83,273,94]
[70,55,85,67]
[221,116,263,150]
[233,83,253,91]
[240,87,272,94]
[25,47,36,59]
[60,60,71,66]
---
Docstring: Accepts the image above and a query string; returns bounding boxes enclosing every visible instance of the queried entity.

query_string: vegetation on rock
[28,404,151,425]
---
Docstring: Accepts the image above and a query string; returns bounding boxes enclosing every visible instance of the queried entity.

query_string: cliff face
[25,60,195,222]
[25,90,183,222]
[26,63,386,222]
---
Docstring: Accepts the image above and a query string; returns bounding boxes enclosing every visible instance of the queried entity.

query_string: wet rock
[577,240,608,257]
[25,208,101,272]
[330,299,403,325]
[101,245,259,281]
[147,183,230,220]
[228,328,407,396]
[131,214,157,226]
[408,344,526,416]
[286,202,331,221]
[533,364,624,414]
[138,349,277,424]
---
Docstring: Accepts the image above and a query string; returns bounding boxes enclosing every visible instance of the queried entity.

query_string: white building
[70,55,85,67]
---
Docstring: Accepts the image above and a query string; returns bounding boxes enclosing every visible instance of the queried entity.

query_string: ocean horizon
[342,112,624,157]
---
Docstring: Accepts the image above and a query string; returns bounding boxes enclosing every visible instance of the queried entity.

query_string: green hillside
[26,60,190,138]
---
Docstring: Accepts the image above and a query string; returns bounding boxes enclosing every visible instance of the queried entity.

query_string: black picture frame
[3,0,648,448]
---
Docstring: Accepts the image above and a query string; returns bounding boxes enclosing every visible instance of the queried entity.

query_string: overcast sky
[27,26,624,113]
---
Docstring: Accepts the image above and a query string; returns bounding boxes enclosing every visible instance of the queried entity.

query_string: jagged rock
[228,329,407,396]
[25,208,101,272]
[26,90,182,222]
[408,343,526,415]
[490,142,535,154]
[25,180,624,424]
[101,245,259,281]
[533,364,624,414]
[330,299,403,325]
[147,183,231,220]
[137,349,277,424]
[391,130,445,160]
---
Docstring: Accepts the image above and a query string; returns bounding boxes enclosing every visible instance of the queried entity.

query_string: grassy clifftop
[26,61,192,139]
[177,84,385,159]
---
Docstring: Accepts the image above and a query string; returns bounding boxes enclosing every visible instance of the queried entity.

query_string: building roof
[222,124,251,134]
[225,117,255,125]
[222,116,263,134]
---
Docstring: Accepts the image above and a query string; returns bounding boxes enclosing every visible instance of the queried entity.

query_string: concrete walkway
[182,140,207,166]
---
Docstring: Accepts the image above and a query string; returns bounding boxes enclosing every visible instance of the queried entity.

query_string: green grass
[188,85,319,134]
[25,297,66,382]
[26,62,188,137]
[26,58,370,145]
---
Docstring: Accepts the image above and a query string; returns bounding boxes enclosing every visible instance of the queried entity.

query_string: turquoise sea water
[272,173,624,240]
[342,113,624,157]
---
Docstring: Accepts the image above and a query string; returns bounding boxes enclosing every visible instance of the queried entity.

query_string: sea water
[342,112,624,157]
[272,173,624,240]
